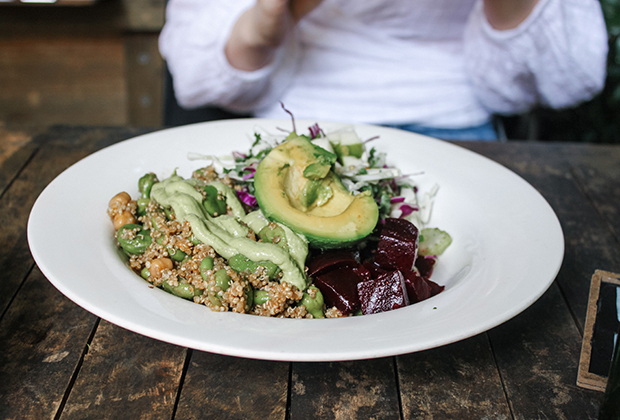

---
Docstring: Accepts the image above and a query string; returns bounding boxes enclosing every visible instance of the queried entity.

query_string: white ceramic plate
[27,119,564,361]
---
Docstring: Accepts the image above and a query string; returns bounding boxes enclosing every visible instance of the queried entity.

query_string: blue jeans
[387,120,498,141]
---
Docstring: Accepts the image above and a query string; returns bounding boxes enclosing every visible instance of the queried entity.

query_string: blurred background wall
[0,0,165,132]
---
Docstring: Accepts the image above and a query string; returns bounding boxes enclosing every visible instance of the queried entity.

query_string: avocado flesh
[254,135,379,249]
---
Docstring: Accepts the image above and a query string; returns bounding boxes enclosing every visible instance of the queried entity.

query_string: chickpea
[113,210,136,230]
[149,258,173,279]
[109,192,132,210]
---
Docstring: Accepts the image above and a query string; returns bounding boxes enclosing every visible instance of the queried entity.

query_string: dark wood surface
[1,125,618,419]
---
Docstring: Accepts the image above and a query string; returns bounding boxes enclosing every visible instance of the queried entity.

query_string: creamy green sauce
[151,174,308,291]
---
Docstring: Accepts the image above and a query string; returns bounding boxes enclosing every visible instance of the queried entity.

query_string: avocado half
[254,135,379,249]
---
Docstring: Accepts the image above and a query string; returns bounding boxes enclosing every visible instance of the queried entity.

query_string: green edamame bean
[117,224,152,255]
[258,225,288,250]
[300,286,325,318]
[253,290,270,306]
[199,256,214,281]
[150,217,166,245]
[136,198,150,216]
[140,267,150,279]
[204,268,231,307]
[214,269,231,291]
[202,185,228,217]
[190,234,201,245]
[228,254,281,279]
[167,247,187,262]
[162,279,202,300]
[207,295,222,306]
[138,173,158,199]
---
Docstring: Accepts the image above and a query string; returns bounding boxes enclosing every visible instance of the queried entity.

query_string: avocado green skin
[254,136,379,250]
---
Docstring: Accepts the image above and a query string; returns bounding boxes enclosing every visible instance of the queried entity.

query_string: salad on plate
[106,120,452,319]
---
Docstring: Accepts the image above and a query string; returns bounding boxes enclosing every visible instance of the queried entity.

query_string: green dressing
[151,174,308,291]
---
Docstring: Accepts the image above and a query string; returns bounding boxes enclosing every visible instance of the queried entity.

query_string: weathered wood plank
[0,142,37,197]
[175,351,288,420]
[488,283,602,419]
[455,141,619,418]
[571,161,620,243]
[0,267,98,420]
[397,334,511,419]
[0,126,150,317]
[289,358,401,419]
[61,320,186,420]
[0,124,36,170]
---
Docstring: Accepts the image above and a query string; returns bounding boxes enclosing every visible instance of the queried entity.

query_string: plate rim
[27,118,565,361]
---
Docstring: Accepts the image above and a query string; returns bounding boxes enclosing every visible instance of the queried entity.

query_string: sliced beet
[415,255,437,279]
[374,218,419,272]
[427,279,445,297]
[352,265,373,282]
[313,267,364,315]
[307,249,359,277]
[362,259,388,278]
[357,270,409,315]
[402,270,431,303]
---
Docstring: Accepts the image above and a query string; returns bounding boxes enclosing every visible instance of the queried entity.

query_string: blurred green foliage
[519,0,620,143]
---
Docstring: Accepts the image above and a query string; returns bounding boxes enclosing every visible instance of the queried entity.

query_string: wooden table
[1,125,619,419]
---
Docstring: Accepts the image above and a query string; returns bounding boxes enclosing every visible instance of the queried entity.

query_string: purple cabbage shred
[399,204,419,218]
[237,190,258,207]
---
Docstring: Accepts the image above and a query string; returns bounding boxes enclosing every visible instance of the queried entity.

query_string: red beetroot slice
[352,265,373,282]
[313,267,365,315]
[357,270,410,315]
[307,249,359,277]
[427,279,445,297]
[402,269,432,303]
[415,255,437,279]
[362,259,388,278]
[374,218,419,272]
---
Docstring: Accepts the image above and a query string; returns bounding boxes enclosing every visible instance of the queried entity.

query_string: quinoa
[108,167,322,318]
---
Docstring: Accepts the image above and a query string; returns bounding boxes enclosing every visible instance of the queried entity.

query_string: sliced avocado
[302,141,337,180]
[254,135,379,249]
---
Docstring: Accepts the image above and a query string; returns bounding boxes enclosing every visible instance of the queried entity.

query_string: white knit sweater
[159,0,608,128]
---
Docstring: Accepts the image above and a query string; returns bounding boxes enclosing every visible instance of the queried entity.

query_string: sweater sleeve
[158,0,300,113]
[463,0,609,115]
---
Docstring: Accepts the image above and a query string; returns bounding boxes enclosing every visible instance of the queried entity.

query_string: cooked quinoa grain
[107,167,336,319]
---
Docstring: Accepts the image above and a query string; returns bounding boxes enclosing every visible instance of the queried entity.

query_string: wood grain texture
[0,126,148,314]
[61,320,186,420]
[289,358,401,420]
[0,129,37,196]
[488,283,603,419]
[397,334,511,419]
[455,141,620,419]
[175,351,288,420]
[2,127,619,420]
[571,161,620,243]
[0,267,98,420]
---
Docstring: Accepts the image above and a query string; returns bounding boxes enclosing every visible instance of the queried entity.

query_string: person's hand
[226,0,324,71]
[483,0,539,30]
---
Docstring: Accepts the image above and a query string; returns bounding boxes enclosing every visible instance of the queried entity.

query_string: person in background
[159,0,609,140]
